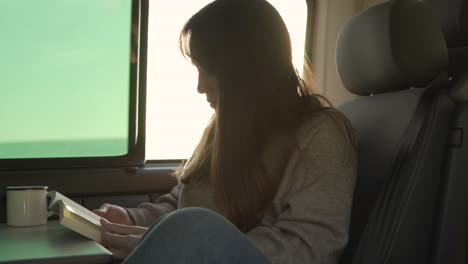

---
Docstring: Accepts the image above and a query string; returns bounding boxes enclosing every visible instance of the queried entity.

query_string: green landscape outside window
[0,0,132,159]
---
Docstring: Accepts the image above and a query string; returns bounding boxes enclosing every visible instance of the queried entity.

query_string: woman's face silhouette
[196,65,219,109]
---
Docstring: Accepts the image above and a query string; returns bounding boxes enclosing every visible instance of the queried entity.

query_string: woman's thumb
[93,203,110,217]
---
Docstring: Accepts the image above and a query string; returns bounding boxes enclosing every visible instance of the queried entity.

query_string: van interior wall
[309,0,385,106]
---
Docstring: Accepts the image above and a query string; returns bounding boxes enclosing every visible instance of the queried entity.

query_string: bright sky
[146,0,307,160]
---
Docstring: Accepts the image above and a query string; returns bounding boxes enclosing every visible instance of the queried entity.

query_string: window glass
[146,0,307,160]
[0,0,133,159]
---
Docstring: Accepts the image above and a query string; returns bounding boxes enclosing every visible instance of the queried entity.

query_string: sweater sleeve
[126,184,181,227]
[247,117,357,264]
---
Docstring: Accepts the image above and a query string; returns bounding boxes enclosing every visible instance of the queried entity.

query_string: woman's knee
[127,207,269,264]
[134,207,237,257]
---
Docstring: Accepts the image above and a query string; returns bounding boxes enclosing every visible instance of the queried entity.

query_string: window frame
[0,0,149,171]
[304,0,316,62]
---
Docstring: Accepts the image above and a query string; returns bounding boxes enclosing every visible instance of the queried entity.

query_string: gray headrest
[423,0,468,48]
[336,0,448,96]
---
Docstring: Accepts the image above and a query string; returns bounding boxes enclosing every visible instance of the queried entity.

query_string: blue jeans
[123,207,270,264]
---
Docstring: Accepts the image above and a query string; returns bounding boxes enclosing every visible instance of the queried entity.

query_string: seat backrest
[423,0,468,49]
[423,0,468,263]
[335,0,455,263]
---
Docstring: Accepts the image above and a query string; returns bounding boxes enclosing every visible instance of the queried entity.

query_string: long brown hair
[175,0,329,231]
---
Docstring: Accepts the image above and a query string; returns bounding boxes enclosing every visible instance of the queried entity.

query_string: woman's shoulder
[295,108,357,164]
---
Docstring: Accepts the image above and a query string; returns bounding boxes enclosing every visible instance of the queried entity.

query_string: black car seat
[423,0,468,263]
[335,0,455,263]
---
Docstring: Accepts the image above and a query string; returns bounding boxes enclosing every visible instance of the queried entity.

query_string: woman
[94,0,357,263]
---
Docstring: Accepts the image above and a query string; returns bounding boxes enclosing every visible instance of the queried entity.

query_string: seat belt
[352,73,450,264]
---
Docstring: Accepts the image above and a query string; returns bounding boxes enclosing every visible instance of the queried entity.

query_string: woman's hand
[93,203,134,226]
[100,218,148,260]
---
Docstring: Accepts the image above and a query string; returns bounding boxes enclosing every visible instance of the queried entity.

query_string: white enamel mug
[6,186,50,227]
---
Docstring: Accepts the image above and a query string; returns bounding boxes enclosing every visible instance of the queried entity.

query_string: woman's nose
[197,75,206,94]
[197,83,205,94]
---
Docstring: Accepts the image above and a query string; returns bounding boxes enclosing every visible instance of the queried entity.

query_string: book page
[48,191,101,226]
[61,204,103,243]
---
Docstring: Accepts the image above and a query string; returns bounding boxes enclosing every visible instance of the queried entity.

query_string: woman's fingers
[99,219,146,260]
[102,231,140,251]
[101,218,146,235]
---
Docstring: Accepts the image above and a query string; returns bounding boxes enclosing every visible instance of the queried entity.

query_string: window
[0,0,308,168]
[0,0,145,169]
[146,0,308,160]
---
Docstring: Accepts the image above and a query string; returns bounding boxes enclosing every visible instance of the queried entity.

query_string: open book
[48,191,102,243]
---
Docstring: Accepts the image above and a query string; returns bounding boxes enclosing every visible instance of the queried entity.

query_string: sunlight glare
[146,0,307,160]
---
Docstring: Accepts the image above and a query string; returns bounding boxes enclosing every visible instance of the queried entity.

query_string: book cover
[47,191,103,243]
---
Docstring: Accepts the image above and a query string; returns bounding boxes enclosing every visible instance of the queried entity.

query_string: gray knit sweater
[127,110,357,264]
